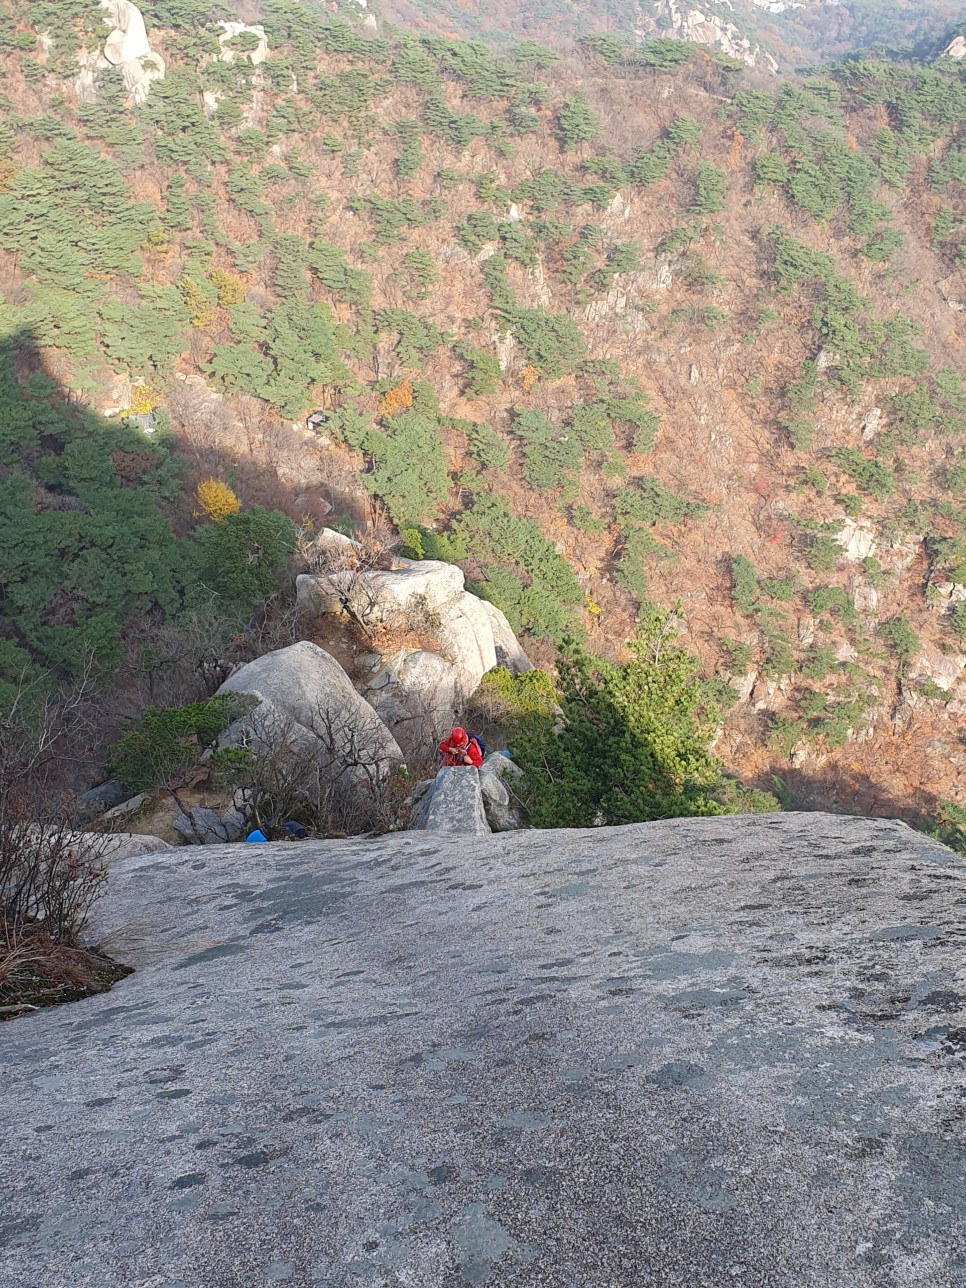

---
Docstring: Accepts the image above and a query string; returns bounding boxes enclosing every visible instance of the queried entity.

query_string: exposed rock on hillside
[172,803,246,845]
[61,828,172,862]
[835,519,877,562]
[217,640,403,776]
[651,0,779,70]
[74,780,129,821]
[7,3,966,831]
[419,763,491,834]
[297,534,533,751]
[938,273,966,311]
[97,0,165,104]
[217,21,269,66]
[479,750,526,831]
[5,814,966,1284]
[363,648,458,755]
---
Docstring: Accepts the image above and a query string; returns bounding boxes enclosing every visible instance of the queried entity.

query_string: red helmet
[450,727,469,746]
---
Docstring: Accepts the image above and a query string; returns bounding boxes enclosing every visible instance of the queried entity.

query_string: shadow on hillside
[1,328,949,828]
[765,759,938,829]
[0,327,371,796]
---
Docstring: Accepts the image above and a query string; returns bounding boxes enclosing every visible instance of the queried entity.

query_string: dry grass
[1,696,128,1020]
[0,926,131,1020]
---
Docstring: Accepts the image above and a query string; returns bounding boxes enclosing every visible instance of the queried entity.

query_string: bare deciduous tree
[297,517,401,640]
[0,680,112,1016]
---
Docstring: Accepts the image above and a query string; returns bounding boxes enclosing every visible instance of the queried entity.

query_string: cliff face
[5,814,966,1285]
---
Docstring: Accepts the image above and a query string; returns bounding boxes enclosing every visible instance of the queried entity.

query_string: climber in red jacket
[439,726,484,769]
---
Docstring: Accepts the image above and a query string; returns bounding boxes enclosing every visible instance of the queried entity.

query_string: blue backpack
[469,734,486,760]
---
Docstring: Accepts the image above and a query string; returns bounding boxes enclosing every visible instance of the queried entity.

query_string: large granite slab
[3,813,966,1287]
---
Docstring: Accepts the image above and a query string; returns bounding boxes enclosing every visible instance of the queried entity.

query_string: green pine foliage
[691,163,728,216]
[512,606,777,828]
[730,555,759,615]
[556,93,600,152]
[615,477,707,528]
[512,409,582,493]
[0,335,184,693]
[375,309,444,368]
[208,299,350,418]
[3,0,966,826]
[459,345,502,398]
[356,411,451,528]
[189,509,297,618]
[878,616,920,671]
[108,695,241,796]
[828,448,896,501]
[453,492,582,639]
[462,419,509,468]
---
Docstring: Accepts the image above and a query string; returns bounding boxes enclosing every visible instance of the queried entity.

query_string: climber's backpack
[469,734,486,760]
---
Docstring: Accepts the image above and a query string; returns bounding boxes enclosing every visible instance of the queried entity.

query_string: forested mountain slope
[375,0,966,70]
[3,1,966,827]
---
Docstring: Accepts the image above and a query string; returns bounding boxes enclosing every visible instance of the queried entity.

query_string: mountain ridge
[373,0,966,70]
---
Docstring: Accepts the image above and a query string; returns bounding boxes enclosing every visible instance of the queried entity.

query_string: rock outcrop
[6,814,966,1284]
[172,804,246,845]
[419,764,490,835]
[216,21,269,66]
[297,534,533,744]
[217,640,402,776]
[55,827,172,863]
[298,557,464,623]
[74,779,128,821]
[944,35,966,59]
[363,648,458,756]
[938,273,966,311]
[479,751,525,832]
[834,518,877,562]
[651,0,779,71]
[97,0,165,104]
[480,598,533,674]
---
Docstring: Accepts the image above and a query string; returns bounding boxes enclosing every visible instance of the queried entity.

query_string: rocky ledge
[4,813,966,1286]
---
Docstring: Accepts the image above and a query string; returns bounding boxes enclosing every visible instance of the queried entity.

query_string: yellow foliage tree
[210,268,246,307]
[145,227,170,255]
[378,380,414,419]
[520,364,540,393]
[179,276,215,330]
[129,385,157,416]
[196,479,241,523]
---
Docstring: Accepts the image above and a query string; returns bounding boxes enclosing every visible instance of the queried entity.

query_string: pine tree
[556,93,600,151]
[163,175,192,232]
[512,607,733,828]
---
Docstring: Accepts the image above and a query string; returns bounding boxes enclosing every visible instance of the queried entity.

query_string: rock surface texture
[62,828,172,862]
[419,764,490,835]
[217,640,402,776]
[297,535,533,742]
[363,648,458,757]
[97,0,165,104]
[4,814,966,1285]
[479,751,526,832]
[652,0,778,70]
